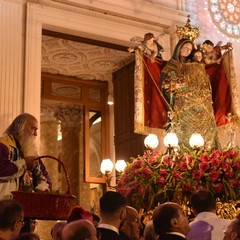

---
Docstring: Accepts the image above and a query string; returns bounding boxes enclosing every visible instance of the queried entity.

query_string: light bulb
[115,160,127,173]
[100,159,114,174]
[189,133,204,148]
[163,133,179,147]
[144,134,159,149]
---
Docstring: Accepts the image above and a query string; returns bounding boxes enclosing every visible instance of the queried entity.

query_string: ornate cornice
[28,0,188,32]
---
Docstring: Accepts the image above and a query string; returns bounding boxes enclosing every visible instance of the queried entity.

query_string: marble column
[0,0,25,133]
[40,108,59,189]
[55,105,82,203]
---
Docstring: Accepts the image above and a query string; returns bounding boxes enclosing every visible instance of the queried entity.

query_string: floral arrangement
[117,148,240,211]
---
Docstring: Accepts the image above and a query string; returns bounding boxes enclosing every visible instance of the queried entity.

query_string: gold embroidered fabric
[172,62,220,149]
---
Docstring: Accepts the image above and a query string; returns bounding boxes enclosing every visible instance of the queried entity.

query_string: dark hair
[92,213,100,222]
[203,40,214,46]
[144,33,155,41]
[153,202,180,235]
[14,232,40,240]
[190,189,215,213]
[99,191,126,214]
[0,199,23,229]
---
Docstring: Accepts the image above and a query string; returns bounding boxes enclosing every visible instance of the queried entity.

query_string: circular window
[208,0,240,38]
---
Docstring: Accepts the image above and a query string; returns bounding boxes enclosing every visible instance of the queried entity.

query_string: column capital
[54,104,82,129]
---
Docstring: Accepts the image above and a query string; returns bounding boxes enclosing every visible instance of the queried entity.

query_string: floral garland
[117,148,240,212]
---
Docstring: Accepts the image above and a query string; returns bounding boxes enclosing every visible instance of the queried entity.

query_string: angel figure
[202,39,232,65]
[128,32,165,61]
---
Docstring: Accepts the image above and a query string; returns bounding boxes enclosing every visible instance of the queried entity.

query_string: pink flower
[213,183,223,193]
[180,161,188,171]
[192,170,203,180]
[199,162,210,171]
[209,170,219,182]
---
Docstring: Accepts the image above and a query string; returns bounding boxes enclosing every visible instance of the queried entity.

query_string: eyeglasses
[18,220,25,226]
[30,220,38,226]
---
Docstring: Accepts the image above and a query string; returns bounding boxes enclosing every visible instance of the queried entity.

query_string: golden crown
[176,15,200,41]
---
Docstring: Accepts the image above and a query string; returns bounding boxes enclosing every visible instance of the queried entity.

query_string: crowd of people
[0,189,239,240]
[0,114,239,240]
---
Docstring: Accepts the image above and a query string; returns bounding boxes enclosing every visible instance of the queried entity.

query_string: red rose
[213,183,223,193]
[200,155,210,162]
[231,179,240,188]
[159,169,168,177]
[199,162,210,171]
[173,171,182,179]
[149,156,157,164]
[180,161,188,171]
[192,170,203,180]
[132,160,142,168]
[225,168,234,178]
[234,161,240,169]
[209,170,219,182]
[142,167,152,179]
[222,162,230,171]
[158,177,165,185]
[211,149,222,158]
[211,158,221,168]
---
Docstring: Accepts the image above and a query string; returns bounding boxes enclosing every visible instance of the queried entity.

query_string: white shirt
[186,212,232,240]
[98,223,119,234]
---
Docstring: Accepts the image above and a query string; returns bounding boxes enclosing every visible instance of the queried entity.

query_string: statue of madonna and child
[131,17,240,152]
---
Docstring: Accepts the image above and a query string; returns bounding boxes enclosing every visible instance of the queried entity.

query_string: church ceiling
[41,35,134,82]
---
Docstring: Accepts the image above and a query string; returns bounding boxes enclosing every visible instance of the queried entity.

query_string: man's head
[5,113,38,158]
[190,189,216,214]
[224,216,240,240]
[0,199,24,239]
[51,221,67,240]
[62,219,97,240]
[153,202,190,237]
[120,206,141,240]
[99,191,127,227]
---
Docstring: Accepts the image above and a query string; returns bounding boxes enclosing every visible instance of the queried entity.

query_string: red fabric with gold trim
[144,57,167,129]
[205,62,232,126]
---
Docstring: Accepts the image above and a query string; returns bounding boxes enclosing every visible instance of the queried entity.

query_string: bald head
[62,220,97,240]
[120,206,140,240]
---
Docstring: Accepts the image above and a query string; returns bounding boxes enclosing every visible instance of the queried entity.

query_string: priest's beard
[19,133,39,158]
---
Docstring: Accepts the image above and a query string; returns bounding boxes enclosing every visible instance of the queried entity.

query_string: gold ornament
[176,15,200,41]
